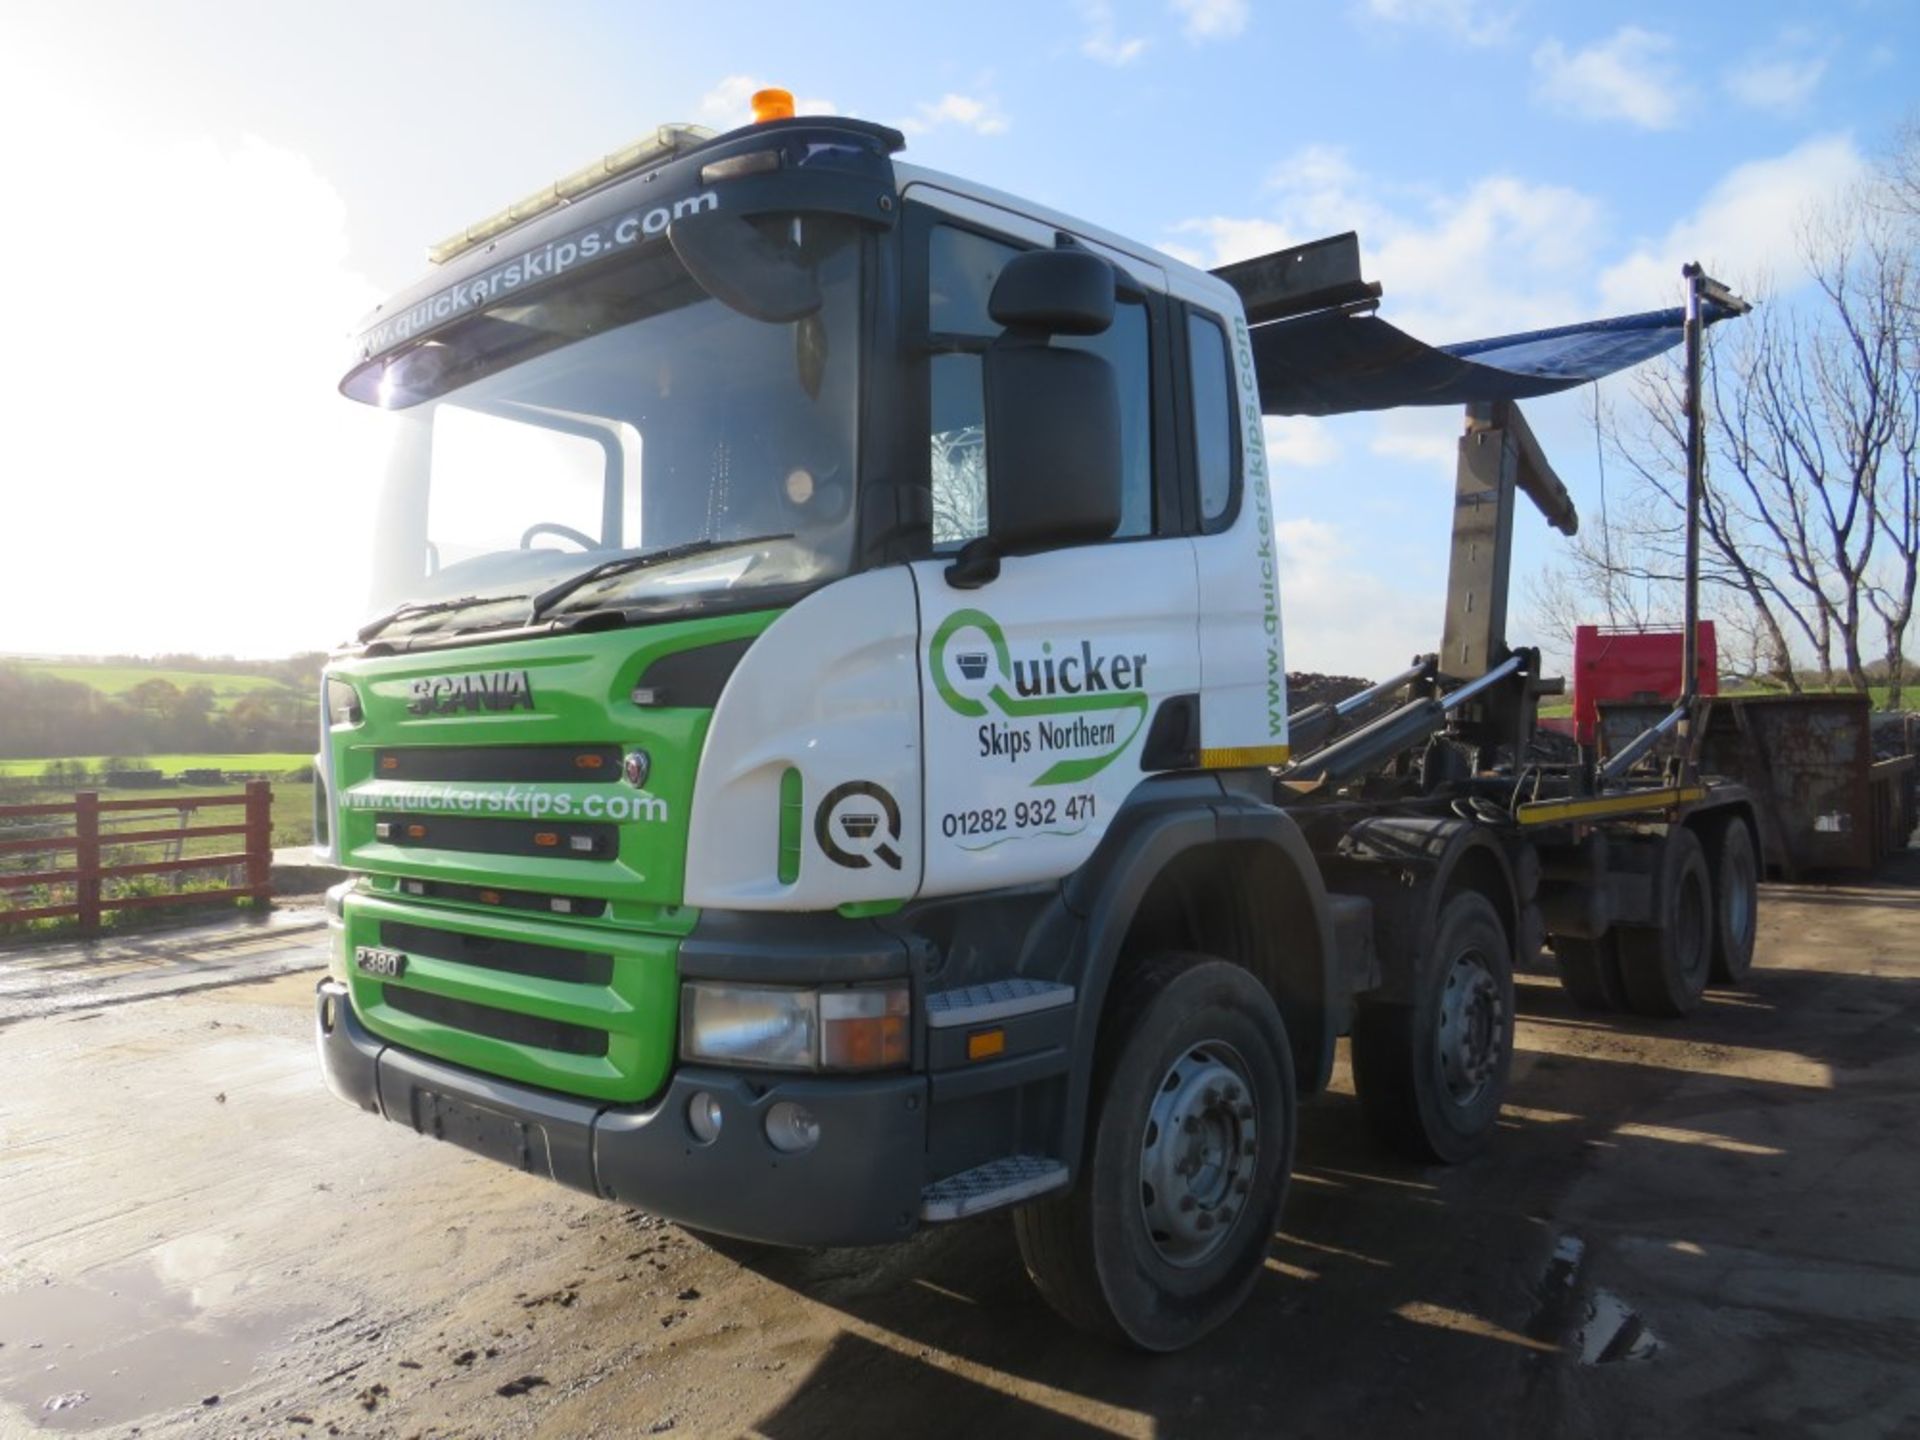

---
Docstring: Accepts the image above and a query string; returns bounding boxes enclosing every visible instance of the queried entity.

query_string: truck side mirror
[945,252,1124,588]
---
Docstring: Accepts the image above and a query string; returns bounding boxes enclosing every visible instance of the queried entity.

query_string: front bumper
[316,979,928,1246]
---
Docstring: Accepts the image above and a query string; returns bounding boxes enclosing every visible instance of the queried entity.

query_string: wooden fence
[0,781,273,933]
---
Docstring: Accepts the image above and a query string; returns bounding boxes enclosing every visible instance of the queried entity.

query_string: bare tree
[1564,142,1918,699]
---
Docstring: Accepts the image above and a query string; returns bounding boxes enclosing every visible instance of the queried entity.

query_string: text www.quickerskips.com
[342,786,669,823]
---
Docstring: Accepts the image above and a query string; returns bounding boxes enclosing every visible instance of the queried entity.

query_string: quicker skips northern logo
[929,609,1149,786]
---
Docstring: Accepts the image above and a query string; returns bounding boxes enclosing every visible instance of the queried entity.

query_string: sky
[0,0,1912,677]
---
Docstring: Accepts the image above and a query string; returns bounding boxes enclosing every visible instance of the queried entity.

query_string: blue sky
[1,0,1911,673]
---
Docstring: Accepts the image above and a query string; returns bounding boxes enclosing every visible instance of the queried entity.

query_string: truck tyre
[1553,933,1627,1011]
[1616,826,1713,1017]
[1351,891,1513,1164]
[1708,819,1758,985]
[1012,953,1295,1352]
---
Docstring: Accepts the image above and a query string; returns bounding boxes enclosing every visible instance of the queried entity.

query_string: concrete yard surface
[0,856,1916,1438]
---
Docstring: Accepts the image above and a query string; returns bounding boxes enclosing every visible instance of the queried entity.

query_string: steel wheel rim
[1725,849,1755,952]
[1139,1042,1257,1268]
[1678,871,1711,987]
[1436,947,1504,1107]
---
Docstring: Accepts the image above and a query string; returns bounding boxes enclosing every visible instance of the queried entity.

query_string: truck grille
[373,744,623,784]
[382,985,610,1057]
[372,813,618,860]
[381,921,613,985]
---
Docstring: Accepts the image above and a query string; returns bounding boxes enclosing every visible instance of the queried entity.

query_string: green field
[0,753,312,779]
[14,661,299,703]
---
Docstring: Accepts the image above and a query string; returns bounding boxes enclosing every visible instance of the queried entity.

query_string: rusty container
[1598,692,1905,877]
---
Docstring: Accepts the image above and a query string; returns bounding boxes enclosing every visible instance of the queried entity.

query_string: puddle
[0,1241,316,1431]
[1575,1289,1661,1364]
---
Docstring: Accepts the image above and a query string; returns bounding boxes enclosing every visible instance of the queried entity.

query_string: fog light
[687,1090,723,1144]
[764,1100,820,1154]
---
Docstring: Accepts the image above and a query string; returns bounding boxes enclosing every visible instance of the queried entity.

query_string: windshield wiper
[526,533,794,623]
[357,592,529,643]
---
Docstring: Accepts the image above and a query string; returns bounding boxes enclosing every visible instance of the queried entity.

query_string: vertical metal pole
[1681,263,1705,709]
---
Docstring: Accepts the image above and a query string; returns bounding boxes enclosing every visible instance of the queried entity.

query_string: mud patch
[0,1242,316,1432]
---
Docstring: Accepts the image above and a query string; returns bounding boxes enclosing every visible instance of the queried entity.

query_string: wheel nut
[1180,1195,1197,1212]
[1196,1213,1215,1232]
[1236,1104,1254,1120]
[1204,1086,1221,1106]
[1183,1115,1200,1134]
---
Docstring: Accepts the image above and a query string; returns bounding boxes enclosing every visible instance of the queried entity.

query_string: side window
[1187,312,1238,527]
[926,222,1153,549]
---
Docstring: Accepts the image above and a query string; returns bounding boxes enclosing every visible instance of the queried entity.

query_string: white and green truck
[316,96,1760,1349]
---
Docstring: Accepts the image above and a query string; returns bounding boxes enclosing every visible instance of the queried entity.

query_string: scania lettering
[314,91,1760,1351]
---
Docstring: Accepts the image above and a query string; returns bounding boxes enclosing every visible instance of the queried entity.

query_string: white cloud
[1172,0,1249,42]
[1270,516,1439,679]
[1368,410,1460,470]
[898,92,1010,137]
[1357,0,1516,47]
[1081,1,1149,65]
[1598,134,1867,309]
[1173,145,1604,342]
[1264,417,1341,468]
[1531,27,1686,130]
[697,75,836,129]
[1723,46,1828,113]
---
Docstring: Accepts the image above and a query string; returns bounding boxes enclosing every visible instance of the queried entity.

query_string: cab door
[903,189,1200,898]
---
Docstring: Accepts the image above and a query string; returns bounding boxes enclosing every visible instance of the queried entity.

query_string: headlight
[681,981,909,1072]
[324,675,363,727]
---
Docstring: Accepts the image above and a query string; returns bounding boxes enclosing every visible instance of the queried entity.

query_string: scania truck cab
[317,94,1760,1350]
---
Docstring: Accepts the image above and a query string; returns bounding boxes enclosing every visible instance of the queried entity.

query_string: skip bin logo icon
[815,781,903,870]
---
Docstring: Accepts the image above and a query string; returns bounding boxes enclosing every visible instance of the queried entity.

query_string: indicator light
[380,755,399,772]
[405,823,428,840]
[575,753,604,770]
[479,889,501,904]
[534,831,560,848]
[751,87,795,124]
[967,1029,1007,1062]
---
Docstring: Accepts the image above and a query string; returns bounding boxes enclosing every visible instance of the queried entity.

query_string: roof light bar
[427,122,716,266]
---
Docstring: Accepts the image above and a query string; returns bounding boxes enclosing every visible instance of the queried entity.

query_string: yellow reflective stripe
[1515,786,1707,826]
[1199,744,1293,769]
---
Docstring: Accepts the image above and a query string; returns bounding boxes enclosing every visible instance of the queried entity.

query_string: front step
[920,1155,1069,1221]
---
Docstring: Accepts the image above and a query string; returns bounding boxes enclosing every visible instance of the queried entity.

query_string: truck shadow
[730,873,1920,1438]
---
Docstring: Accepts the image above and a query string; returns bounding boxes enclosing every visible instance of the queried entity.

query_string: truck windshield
[350,213,860,642]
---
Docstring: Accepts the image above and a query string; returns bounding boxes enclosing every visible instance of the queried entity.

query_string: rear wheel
[1554,933,1627,1011]
[1351,891,1514,1164]
[1013,954,1295,1352]
[1617,827,1713,1017]
[1708,819,1759,985]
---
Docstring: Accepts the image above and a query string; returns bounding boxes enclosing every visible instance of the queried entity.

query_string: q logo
[815,781,903,871]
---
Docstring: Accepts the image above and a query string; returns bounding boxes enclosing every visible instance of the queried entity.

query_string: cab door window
[927,223,1153,549]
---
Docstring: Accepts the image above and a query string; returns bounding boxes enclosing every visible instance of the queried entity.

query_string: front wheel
[1351,890,1514,1164]
[1013,954,1296,1352]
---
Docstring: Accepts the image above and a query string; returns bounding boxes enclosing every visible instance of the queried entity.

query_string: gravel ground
[2,853,1917,1438]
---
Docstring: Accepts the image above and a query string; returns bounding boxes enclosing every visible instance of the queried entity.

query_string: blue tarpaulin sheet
[1252,303,1730,417]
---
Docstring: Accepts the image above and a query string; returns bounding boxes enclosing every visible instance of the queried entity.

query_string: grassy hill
[9,660,303,708]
